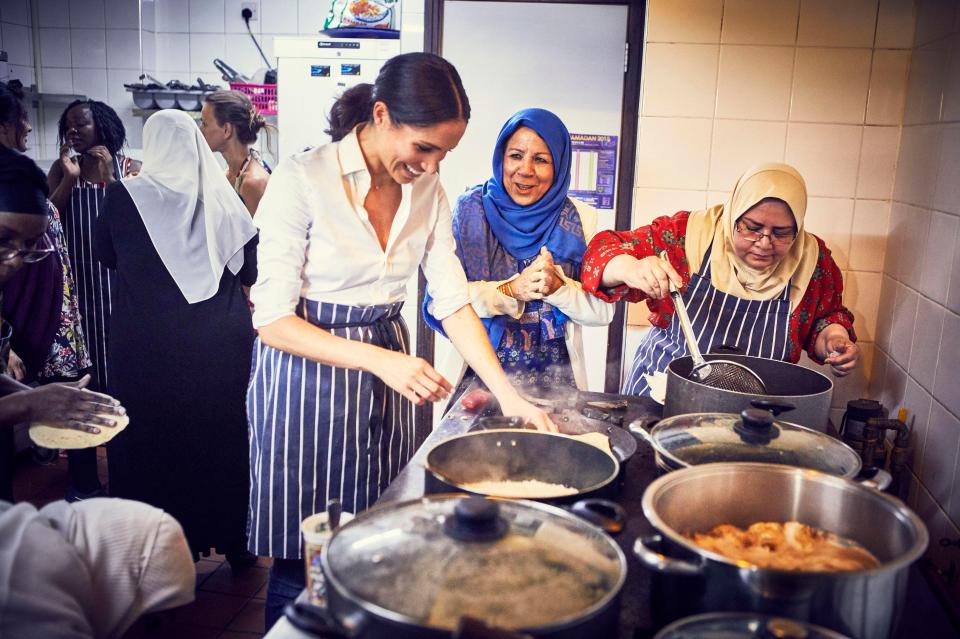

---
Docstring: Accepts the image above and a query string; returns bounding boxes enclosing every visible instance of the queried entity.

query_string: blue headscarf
[423,108,587,349]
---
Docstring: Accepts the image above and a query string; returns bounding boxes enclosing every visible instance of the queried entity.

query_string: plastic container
[229,82,277,115]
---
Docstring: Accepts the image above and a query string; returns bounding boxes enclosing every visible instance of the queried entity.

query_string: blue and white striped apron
[60,155,125,392]
[624,247,791,396]
[246,299,418,559]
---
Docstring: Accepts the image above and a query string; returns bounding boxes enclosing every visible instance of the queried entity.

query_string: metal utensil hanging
[660,252,767,395]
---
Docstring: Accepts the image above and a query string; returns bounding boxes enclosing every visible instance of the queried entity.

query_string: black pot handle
[749,399,796,416]
[568,498,626,535]
[284,602,354,638]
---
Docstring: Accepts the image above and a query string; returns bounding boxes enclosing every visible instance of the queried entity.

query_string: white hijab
[122,109,257,304]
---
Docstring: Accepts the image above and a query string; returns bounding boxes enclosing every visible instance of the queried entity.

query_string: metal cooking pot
[665,354,833,431]
[424,429,620,502]
[635,463,928,639]
[631,408,863,479]
[314,495,628,638]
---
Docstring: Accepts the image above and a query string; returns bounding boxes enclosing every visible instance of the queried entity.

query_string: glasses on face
[0,234,55,264]
[735,220,796,246]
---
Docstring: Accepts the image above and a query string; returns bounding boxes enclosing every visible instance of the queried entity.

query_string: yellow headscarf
[684,163,819,310]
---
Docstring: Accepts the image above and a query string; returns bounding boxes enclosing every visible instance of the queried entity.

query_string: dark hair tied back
[325,52,470,142]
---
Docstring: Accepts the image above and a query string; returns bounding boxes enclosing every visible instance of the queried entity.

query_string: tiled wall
[627,0,914,424]
[873,0,960,594]
[2,0,425,164]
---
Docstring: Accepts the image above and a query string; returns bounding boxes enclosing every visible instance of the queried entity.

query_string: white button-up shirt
[250,129,470,328]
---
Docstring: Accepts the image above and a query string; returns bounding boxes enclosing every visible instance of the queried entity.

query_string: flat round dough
[29,411,130,450]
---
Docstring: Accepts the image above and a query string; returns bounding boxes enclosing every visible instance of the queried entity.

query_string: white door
[433,1,628,405]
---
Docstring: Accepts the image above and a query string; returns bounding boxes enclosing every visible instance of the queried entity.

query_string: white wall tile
[920,400,960,508]
[942,34,960,122]
[641,43,718,117]
[105,28,140,69]
[39,28,73,67]
[881,357,908,412]
[634,117,712,190]
[876,0,917,48]
[189,0,224,32]
[909,296,946,391]
[155,31,189,73]
[715,45,794,120]
[38,0,71,28]
[297,0,325,34]
[261,0,297,35]
[868,341,889,397]
[914,0,958,47]
[888,282,919,368]
[646,0,722,44]
[866,50,910,125]
[72,66,108,100]
[883,203,907,285]
[857,126,900,200]
[225,0,258,34]
[631,188,706,226]
[903,43,950,125]
[901,378,933,473]
[141,0,155,32]
[934,123,960,215]
[40,66,75,94]
[70,28,107,68]
[189,32,224,76]
[1,23,33,67]
[785,123,861,197]
[708,120,786,190]
[845,270,882,341]
[720,0,799,45]
[156,0,188,32]
[849,199,890,272]
[141,29,155,71]
[1,0,32,26]
[70,0,105,28]
[223,33,263,79]
[933,311,960,416]
[920,212,959,304]
[805,197,854,269]
[107,68,134,112]
[899,206,930,290]
[894,124,942,208]
[797,0,878,48]
[791,48,871,123]
[105,0,140,29]
[947,223,960,315]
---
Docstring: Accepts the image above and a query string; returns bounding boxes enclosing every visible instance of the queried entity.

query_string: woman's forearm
[0,391,29,429]
[257,315,385,373]
[599,254,637,288]
[441,304,519,402]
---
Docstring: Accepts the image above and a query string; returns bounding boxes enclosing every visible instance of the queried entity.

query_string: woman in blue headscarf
[425,108,613,393]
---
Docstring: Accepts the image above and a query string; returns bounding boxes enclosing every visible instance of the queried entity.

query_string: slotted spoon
[660,252,768,395]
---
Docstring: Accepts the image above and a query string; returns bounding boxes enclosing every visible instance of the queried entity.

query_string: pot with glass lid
[630,408,863,480]
[292,494,627,638]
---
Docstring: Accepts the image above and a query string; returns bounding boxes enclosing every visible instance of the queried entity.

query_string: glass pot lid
[654,613,851,639]
[323,495,625,631]
[649,409,862,477]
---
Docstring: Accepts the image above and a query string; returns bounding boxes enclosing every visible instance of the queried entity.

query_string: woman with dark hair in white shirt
[248,52,554,628]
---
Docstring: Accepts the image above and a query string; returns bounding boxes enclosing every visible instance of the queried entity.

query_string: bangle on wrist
[497,281,514,298]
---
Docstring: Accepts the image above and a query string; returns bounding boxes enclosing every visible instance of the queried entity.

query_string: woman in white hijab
[0,498,195,639]
[95,110,259,569]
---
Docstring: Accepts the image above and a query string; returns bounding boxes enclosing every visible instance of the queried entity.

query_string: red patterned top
[581,211,856,364]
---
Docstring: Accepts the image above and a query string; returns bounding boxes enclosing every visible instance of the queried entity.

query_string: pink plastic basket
[229,82,277,115]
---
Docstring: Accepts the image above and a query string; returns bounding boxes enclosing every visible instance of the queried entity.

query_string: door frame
[416,0,645,429]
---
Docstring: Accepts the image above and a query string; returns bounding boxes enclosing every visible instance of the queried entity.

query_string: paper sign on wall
[568,133,618,209]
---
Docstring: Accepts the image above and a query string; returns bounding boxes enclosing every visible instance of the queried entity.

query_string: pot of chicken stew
[635,463,927,639]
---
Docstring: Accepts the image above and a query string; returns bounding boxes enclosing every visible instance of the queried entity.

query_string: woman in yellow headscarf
[581,163,859,396]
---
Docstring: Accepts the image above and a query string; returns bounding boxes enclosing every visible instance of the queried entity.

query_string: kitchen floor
[14,447,269,639]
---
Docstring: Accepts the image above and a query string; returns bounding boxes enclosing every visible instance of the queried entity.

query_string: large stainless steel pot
[665,354,833,431]
[635,463,928,639]
[315,495,628,638]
